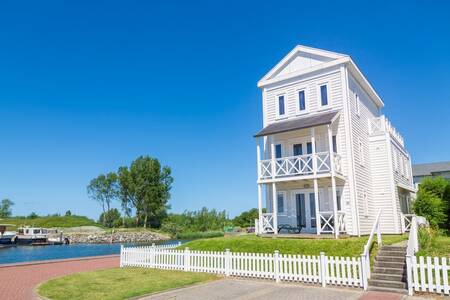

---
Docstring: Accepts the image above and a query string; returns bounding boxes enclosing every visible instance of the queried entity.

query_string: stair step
[371,273,405,282]
[368,279,406,289]
[381,246,406,252]
[368,286,408,295]
[373,267,405,275]
[374,261,406,269]
[377,250,406,257]
[375,255,406,262]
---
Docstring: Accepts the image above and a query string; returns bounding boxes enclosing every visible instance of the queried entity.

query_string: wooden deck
[258,233,350,239]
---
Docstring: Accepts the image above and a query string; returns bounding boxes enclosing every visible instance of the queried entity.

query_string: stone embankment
[66,231,170,244]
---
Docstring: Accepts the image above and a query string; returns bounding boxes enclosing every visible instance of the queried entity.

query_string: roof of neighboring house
[254,111,339,138]
[412,161,450,177]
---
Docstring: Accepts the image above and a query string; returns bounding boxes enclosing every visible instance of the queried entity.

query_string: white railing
[337,212,346,233]
[368,116,404,147]
[401,213,415,232]
[121,246,365,288]
[261,213,275,233]
[259,151,342,179]
[361,210,382,288]
[318,211,346,234]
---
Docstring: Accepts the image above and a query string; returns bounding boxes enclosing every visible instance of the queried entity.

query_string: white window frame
[277,191,287,215]
[276,94,287,119]
[317,82,331,109]
[355,92,360,116]
[296,88,308,115]
[358,138,365,166]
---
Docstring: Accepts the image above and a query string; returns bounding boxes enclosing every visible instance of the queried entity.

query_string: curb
[0,254,120,269]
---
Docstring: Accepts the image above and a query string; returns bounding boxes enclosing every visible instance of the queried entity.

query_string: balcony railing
[259,151,342,179]
[368,116,404,147]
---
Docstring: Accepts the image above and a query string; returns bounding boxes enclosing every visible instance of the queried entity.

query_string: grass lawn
[417,235,450,257]
[2,215,98,228]
[38,268,217,300]
[178,234,407,257]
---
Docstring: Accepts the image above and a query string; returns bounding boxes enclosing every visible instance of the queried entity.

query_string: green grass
[178,234,407,257]
[176,231,224,239]
[38,268,216,300]
[417,235,450,257]
[2,215,98,228]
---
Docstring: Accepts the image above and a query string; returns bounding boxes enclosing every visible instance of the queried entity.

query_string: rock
[65,231,170,244]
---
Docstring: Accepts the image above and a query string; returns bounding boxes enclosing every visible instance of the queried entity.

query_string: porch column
[272,182,278,234]
[310,128,317,174]
[256,137,261,180]
[314,178,320,235]
[270,136,276,179]
[257,183,263,232]
[328,124,339,239]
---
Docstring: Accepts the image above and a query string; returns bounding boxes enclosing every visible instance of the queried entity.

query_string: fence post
[274,250,280,283]
[320,252,327,287]
[406,255,413,296]
[120,244,124,268]
[225,249,231,276]
[360,253,368,290]
[184,247,191,272]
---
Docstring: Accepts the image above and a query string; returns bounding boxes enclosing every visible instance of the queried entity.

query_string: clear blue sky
[1,1,449,219]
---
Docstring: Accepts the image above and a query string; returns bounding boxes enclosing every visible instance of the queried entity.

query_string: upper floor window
[320,84,329,106]
[298,90,306,112]
[275,144,282,158]
[277,95,285,117]
[332,135,337,153]
[393,149,398,171]
[355,93,360,116]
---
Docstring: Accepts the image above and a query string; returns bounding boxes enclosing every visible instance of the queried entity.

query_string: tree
[99,208,121,228]
[87,172,119,226]
[233,208,266,228]
[118,156,173,228]
[0,199,14,217]
[65,210,72,216]
[413,177,449,228]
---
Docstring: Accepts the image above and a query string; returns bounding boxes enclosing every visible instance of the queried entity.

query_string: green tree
[118,156,173,228]
[0,199,14,217]
[99,208,121,228]
[413,177,449,228]
[65,210,72,216]
[233,208,266,228]
[87,172,119,226]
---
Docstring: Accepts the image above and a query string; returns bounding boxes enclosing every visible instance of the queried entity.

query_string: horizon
[1,1,450,220]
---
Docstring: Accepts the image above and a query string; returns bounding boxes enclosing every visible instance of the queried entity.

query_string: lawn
[2,215,98,228]
[178,234,407,257]
[417,235,450,257]
[38,268,216,300]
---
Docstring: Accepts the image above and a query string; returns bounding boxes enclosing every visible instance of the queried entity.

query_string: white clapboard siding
[120,246,364,289]
[408,255,450,295]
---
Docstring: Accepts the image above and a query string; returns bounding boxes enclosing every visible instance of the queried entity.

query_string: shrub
[28,212,39,219]
[413,189,447,228]
[176,231,224,239]
[99,208,121,228]
[233,208,266,228]
[122,217,138,228]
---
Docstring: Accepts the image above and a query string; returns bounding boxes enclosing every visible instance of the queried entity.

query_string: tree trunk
[144,213,148,228]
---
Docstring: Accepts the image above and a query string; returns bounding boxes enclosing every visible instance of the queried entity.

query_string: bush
[122,217,138,228]
[28,212,39,219]
[413,189,447,228]
[99,209,121,228]
[176,231,224,239]
[233,208,266,228]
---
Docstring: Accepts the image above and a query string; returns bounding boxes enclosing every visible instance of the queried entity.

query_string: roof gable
[258,45,347,85]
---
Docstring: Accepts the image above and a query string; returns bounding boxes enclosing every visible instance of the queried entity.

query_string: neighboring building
[254,45,415,237]
[412,161,450,184]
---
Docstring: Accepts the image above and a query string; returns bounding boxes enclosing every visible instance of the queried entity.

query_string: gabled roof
[257,45,384,108]
[254,111,339,137]
[412,161,450,177]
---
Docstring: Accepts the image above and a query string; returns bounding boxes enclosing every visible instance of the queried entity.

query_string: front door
[295,191,317,233]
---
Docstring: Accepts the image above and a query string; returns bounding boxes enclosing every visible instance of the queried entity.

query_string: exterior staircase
[368,245,408,294]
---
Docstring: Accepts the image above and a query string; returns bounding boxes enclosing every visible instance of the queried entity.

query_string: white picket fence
[120,246,366,288]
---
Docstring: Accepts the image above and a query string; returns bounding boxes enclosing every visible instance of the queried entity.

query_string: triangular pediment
[259,45,348,85]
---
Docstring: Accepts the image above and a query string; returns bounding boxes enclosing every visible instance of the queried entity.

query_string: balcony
[369,116,404,147]
[258,151,342,180]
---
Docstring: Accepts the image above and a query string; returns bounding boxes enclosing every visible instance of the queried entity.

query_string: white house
[255,45,416,238]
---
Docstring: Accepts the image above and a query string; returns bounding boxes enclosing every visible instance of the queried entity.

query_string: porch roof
[254,111,339,138]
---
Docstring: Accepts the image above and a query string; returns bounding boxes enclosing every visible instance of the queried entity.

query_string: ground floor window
[399,193,411,214]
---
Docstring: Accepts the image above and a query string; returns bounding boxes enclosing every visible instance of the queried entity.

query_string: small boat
[0,224,17,244]
[15,227,69,246]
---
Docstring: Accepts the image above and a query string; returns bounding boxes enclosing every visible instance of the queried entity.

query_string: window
[277,192,285,214]
[275,144,282,158]
[278,95,285,116]
[393,149,398,171]
[399,155,404,175]
[309,193,316,228]
[320,84,328,106]
[293,144,303,156]
[359,139,365,166]
[362,190,368,216]
[336,190,342,211]
[355,93,360,116]
[298,90,306,112]
[306,142,313,154]
[332,135,337,153]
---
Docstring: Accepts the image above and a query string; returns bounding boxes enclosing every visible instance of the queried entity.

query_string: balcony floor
[258,233,350,239]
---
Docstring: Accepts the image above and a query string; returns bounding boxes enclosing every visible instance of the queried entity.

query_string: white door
[295,191,317,233]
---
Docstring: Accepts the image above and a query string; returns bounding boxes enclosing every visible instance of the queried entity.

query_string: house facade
[412,161,450,185]
[255,45,416,237]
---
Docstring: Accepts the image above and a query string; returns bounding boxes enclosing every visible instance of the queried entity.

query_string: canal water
[0,240,184,265]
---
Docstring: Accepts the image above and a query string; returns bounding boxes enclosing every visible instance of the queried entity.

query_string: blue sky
[0,1,449,219]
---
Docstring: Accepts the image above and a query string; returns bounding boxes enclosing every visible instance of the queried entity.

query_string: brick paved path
[0,255,119,300]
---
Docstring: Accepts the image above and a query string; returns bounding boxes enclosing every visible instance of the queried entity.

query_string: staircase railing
[406,216,419,295]
[361,210,382,290]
